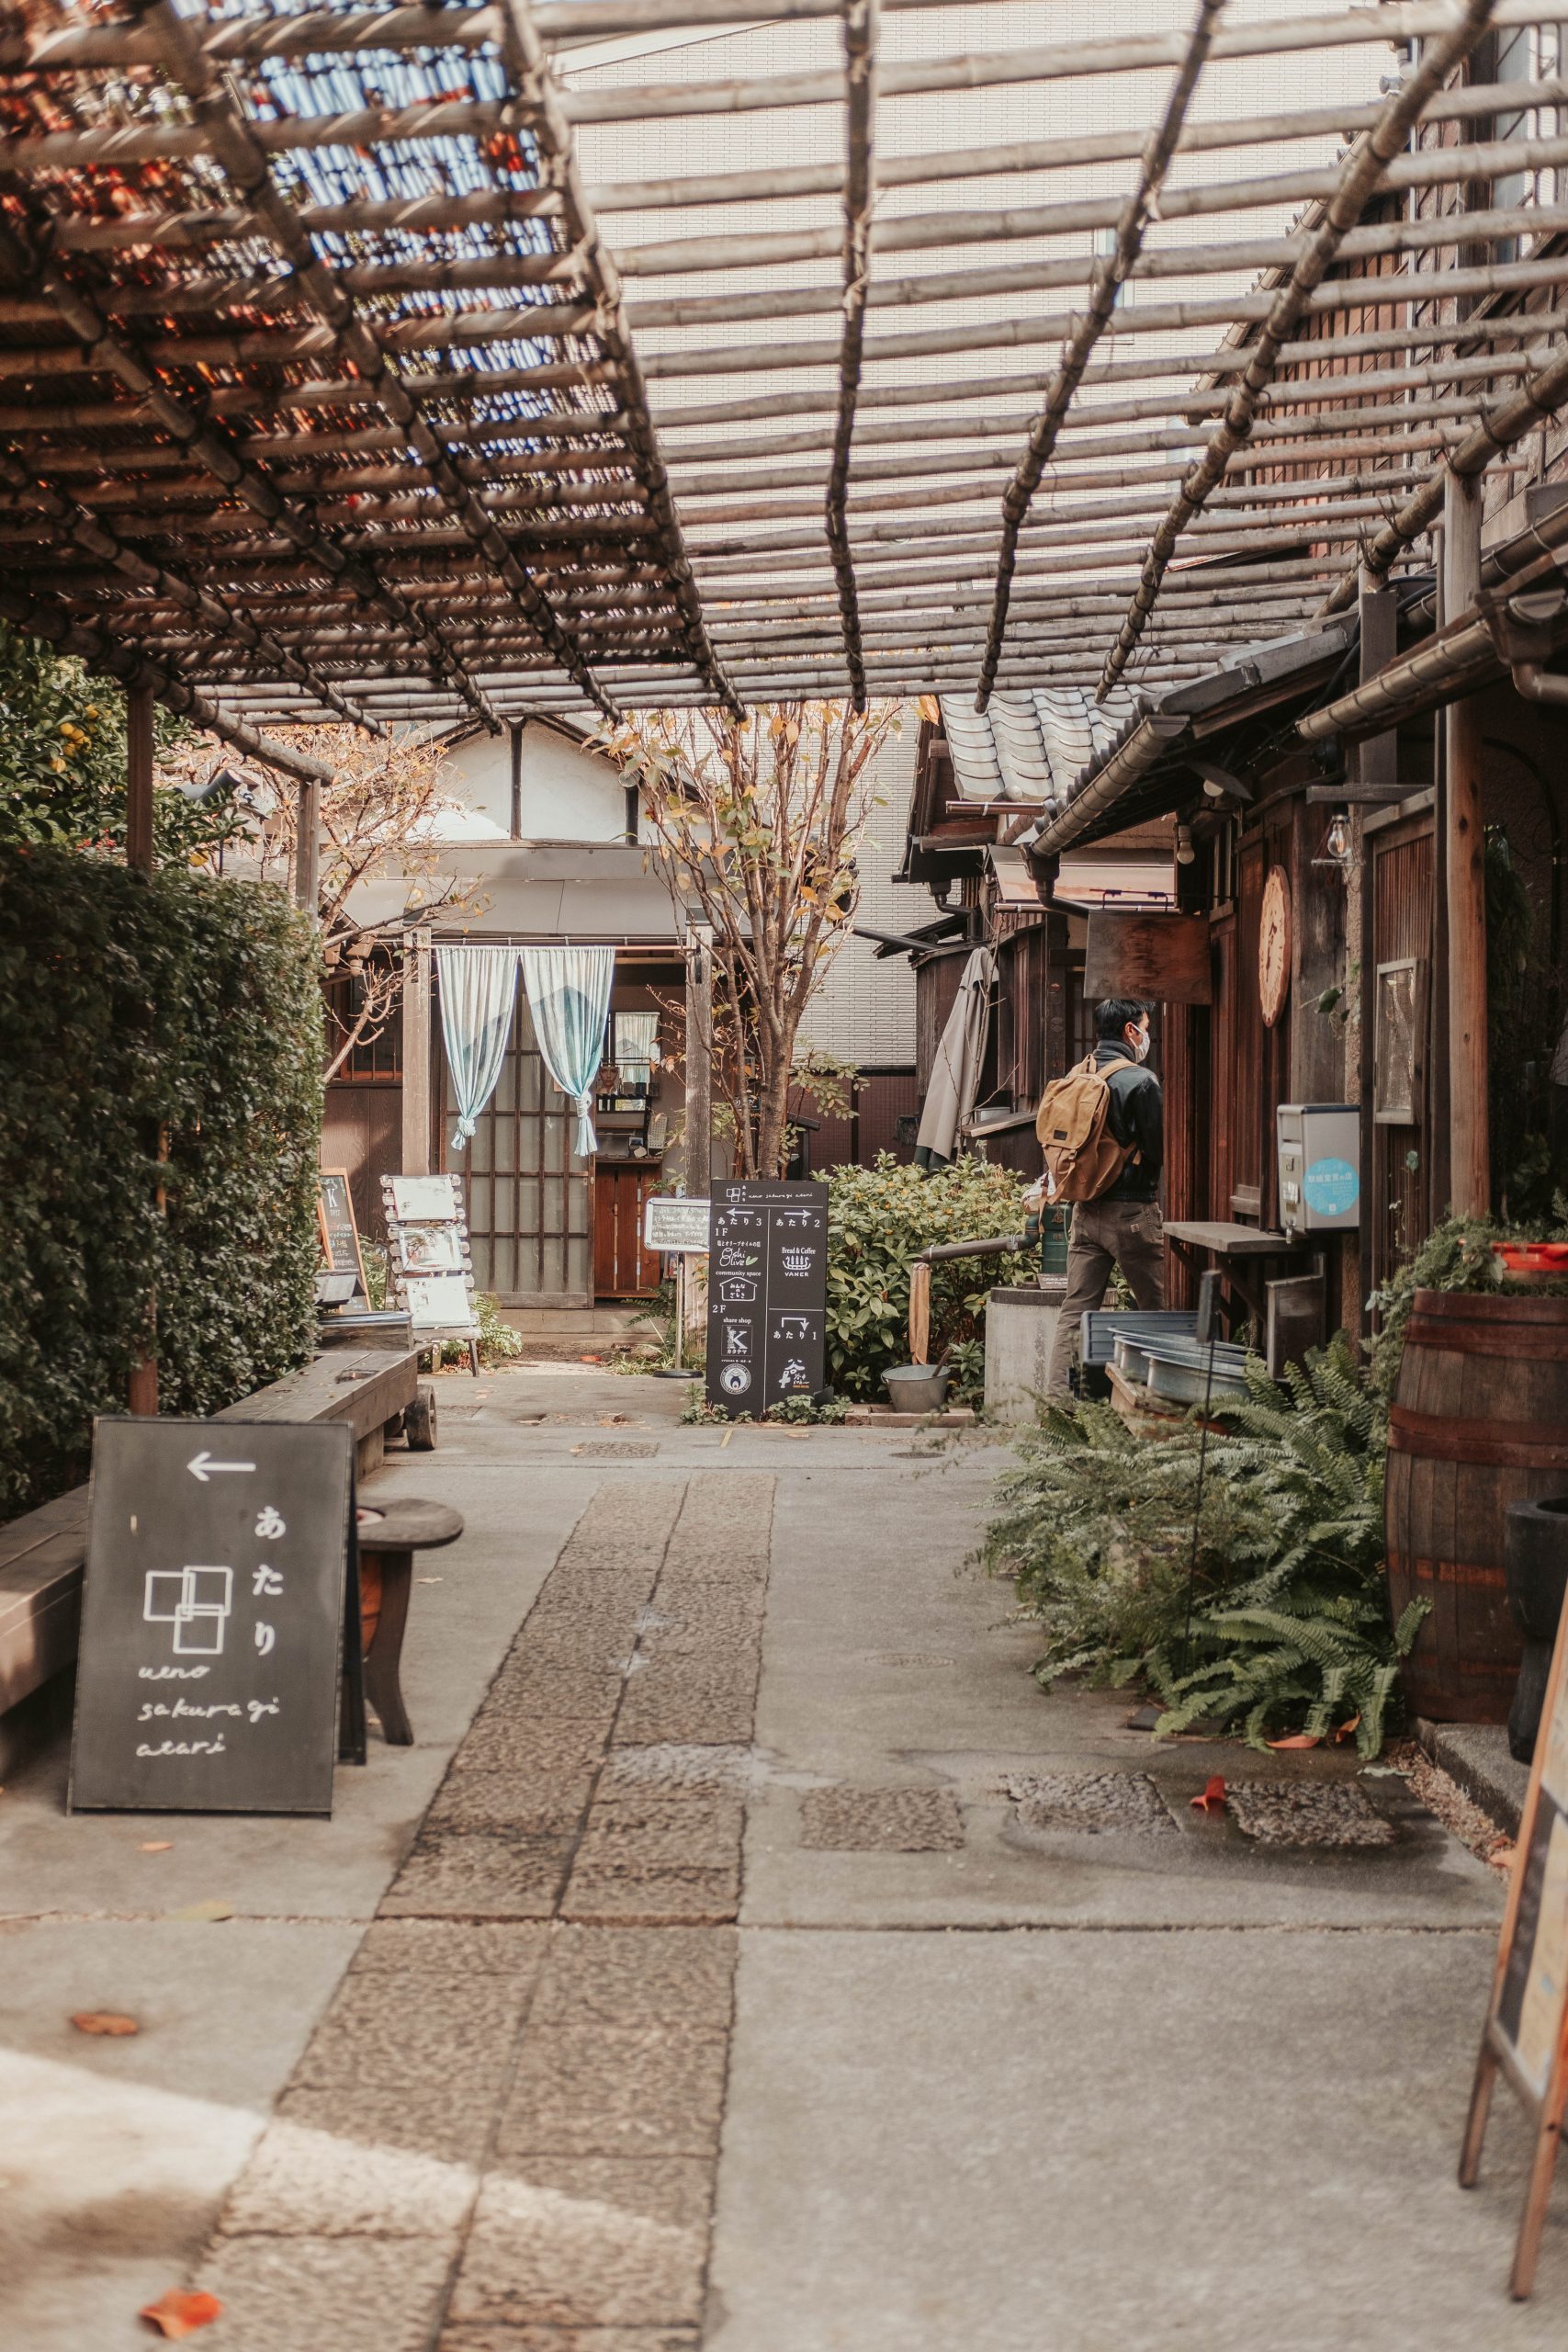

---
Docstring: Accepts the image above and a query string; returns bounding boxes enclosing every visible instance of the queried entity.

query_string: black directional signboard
[70,1418,354,1816]
[705,1180,828,1417]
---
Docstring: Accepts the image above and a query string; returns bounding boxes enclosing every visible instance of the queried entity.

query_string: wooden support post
[684,923,714,1196]
[1352,571,1397,1336]
[401,926,434,1178]
[125,683,153,874]
[508,720,525,842]
[294,776,321,913]
[1442,473,1490,1217]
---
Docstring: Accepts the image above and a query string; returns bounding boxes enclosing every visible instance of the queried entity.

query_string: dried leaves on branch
[597,700,900,1177]
[239,724,472,1081]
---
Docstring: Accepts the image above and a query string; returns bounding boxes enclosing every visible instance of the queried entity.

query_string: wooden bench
[0,1342,425,1750]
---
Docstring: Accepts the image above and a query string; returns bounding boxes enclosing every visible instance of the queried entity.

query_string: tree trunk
[756,1054,794,1178]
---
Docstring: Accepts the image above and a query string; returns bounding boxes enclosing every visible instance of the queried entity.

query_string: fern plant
[984,1338,1421,1754]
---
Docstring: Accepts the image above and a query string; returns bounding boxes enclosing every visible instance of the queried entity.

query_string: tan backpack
[1033,1053,1135,1204]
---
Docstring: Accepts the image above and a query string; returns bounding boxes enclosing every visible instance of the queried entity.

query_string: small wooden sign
[70,1418,354,1816]
[1083,910,1212,1005]
[1460,1587,1568,2296]
[317,1168,367,1300]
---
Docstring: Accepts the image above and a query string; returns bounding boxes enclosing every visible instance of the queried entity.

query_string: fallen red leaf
[71,2011,139,2037]
[1266,1734,1320,1750]
[140,2290,223,2339]
[1190,1775,1228,1814]
[1333,1714,1362,1744]
[139,1841,173,1854]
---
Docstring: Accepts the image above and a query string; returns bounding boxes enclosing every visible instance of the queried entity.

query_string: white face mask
[1128,1023,1151,1064]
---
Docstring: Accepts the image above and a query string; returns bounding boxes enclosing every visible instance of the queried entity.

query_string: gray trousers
[1044,1198,1166,1397]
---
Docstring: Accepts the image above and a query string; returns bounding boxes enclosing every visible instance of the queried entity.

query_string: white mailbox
[1277,1103,1360,1236]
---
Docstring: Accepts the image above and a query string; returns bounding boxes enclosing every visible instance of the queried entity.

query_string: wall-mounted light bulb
[1175,823,1196,865]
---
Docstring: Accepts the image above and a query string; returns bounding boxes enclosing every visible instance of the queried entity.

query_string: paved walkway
[2,1366,1565,2349]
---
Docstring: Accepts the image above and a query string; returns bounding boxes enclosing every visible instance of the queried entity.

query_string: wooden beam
[1099,0,1500,696]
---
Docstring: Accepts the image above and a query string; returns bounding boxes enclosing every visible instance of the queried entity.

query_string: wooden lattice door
[443,986,592,1307]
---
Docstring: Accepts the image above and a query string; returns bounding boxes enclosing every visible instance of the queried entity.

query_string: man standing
[1043,998,1165,1398]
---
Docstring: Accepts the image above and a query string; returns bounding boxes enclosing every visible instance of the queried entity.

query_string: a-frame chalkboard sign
[1461,1583,1568,2295]
[317,1168,368,1301]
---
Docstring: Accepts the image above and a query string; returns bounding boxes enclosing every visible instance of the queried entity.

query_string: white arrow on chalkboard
[186,1452,256,1483]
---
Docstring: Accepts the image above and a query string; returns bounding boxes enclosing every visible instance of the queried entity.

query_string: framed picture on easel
[380,1170,482,1375]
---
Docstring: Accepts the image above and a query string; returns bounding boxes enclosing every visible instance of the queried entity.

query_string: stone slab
[452,2157,710,2328]
[498,2029,730,2161]
[708,1926,1568,2352]
[1416,1719,1532,1839]
[196,2232,454,2352]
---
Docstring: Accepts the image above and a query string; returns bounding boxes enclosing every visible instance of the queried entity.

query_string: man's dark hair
[1095,997,1149,1040]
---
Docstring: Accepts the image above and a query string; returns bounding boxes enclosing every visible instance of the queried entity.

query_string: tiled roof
[940,687,1143,811]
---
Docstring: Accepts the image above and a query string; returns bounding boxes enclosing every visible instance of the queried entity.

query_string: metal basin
[884,1364,953,1413]
[1145,1345,1250,1408]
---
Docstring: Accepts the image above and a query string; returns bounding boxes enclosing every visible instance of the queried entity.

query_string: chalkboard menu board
[705,1180,827,1417]
[70,1418,354,1816]
[317,1169,367,1300]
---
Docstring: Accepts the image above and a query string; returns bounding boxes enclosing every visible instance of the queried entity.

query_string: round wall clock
[1259,865,1292,1028]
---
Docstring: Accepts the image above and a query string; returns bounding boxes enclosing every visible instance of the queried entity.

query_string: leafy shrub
[1369,1204,1568,1398]
[440,1293,525,1368]
[984,1339,1418,1754]
[826,1153,1027,1398]
[0,846,322,1515]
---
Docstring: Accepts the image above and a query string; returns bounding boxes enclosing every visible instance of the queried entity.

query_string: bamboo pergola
[6,0,1568,747]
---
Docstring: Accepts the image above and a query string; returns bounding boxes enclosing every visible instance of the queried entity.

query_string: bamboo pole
[136,0,620,723]
[993,0,1217,713]
[826,0,879,711]
[1321,333,1568,610]
[493,0,742,715]
[1098,0,1499,697]
[557,0,1557,122]
[0,447,378,732]
[0,0,1005,74]
[45,77,1568,254]
[613,125,1568,280]
[0,225,504,732]
[586,75,1568,213]
[0,586,335,784]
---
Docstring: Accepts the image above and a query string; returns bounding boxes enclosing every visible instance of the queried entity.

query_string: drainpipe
[1508,662,1568,706]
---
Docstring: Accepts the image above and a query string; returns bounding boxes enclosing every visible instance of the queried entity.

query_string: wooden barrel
[1386,1290,1568,1722]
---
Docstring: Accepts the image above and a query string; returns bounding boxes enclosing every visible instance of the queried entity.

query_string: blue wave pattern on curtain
[435,944,520,1152]
[521,945,615,1159]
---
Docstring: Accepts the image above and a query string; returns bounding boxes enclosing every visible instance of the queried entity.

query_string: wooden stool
[355,1497,463,1746]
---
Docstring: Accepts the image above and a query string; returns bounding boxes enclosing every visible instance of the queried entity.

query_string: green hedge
[826,1154,1029,1398]
[0,847,323,1516]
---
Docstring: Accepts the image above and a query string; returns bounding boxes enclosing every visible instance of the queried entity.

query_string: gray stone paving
[195,1471,774,2346]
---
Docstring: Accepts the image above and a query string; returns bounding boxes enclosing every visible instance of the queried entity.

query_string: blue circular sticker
[1303,1156,1359,1217]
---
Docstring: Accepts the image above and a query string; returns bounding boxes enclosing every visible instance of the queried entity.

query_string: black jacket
[1093,1039,1163,1204]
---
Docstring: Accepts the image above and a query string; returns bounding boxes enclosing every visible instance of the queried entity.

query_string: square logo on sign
[143,1565,233,1657]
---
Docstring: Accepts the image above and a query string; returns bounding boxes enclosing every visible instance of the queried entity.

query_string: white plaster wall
[434,722,636,842]
[797,722,922,1069]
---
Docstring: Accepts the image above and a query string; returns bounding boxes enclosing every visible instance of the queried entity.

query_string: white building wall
[436,722,634,842]
[797,722,922,1069]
